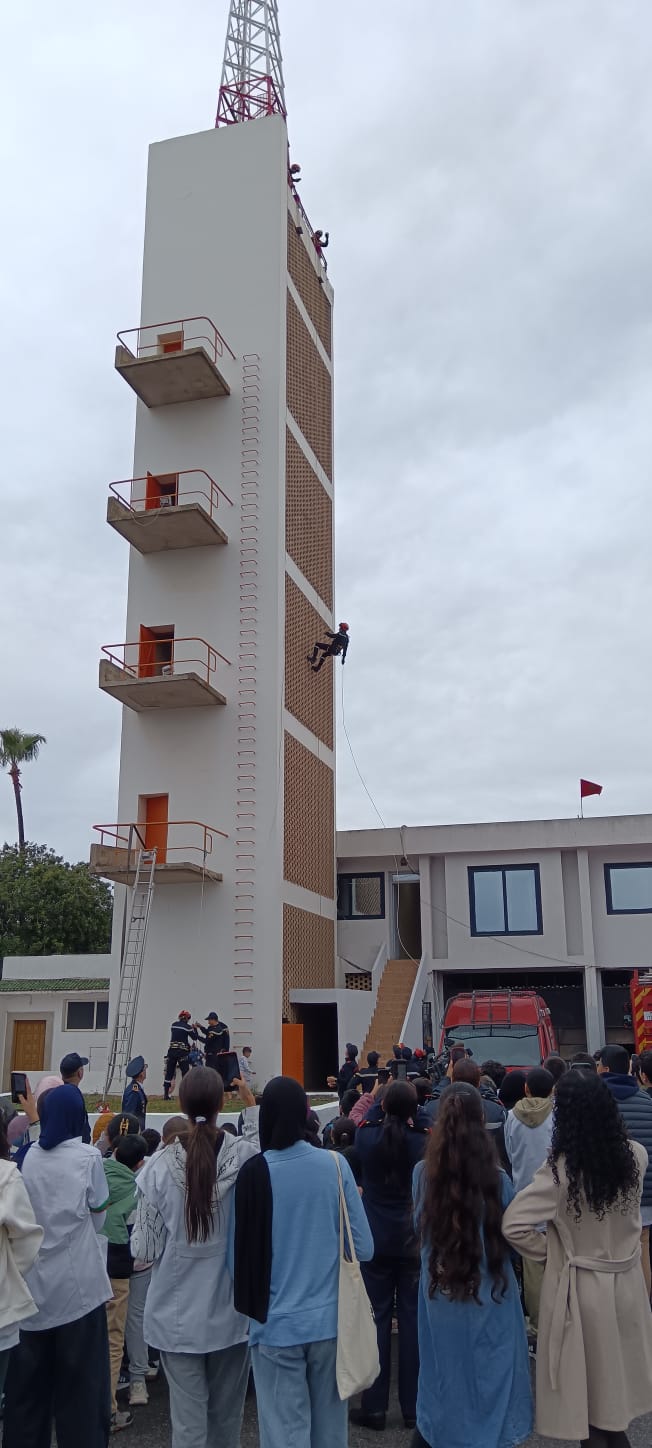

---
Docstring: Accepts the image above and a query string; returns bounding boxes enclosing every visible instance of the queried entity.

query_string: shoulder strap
[330,1150,359,1265]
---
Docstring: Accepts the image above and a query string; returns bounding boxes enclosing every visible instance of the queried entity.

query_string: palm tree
[0,728,47,851]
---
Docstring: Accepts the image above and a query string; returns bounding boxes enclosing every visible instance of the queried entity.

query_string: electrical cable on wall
[339,673,592,973]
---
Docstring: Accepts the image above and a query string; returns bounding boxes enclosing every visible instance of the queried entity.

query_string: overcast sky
[1,0,652,860]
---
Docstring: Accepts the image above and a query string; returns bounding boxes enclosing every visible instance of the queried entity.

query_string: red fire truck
[630,971,652,1053]
[439,989,557,1070]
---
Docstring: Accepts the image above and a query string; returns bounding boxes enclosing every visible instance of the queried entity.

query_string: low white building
[287,814,652,1085]
[4,812,652,1094]
[0,955,110,1094]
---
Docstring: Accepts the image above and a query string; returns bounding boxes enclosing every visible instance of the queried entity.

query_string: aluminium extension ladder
[102,848,157,1096]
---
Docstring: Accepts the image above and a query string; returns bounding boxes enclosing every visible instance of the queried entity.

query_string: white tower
[93,0,337,1090]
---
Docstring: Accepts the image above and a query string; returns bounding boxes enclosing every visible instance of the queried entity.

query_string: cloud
[1,0,652,856]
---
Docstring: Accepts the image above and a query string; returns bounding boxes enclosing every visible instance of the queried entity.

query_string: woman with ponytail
[351,1081,430,1431]
[131,1067,259,1448]
[414,1083,532,1448]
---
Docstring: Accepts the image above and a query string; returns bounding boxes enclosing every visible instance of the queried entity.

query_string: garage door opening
[291,1003,339,1091]
[439,970,587,1058]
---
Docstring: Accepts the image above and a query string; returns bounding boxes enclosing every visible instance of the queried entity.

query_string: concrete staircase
[362,958,419,1064]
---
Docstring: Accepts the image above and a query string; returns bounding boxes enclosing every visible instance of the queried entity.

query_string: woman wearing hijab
[3,1084,113,1448]
[131,1067,259,1448]
[233,1076,374,1448]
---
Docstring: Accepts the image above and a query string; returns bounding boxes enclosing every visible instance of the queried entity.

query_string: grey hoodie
[503,1095,554,1194]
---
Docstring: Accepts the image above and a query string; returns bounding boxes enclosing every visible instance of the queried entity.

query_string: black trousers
[308,641,335,671]
[164,1049,191,1090]
[361,1254,419,1418]
[3,1303,111,1448]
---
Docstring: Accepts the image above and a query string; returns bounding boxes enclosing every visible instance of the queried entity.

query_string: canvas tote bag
[331,1152,380,1400]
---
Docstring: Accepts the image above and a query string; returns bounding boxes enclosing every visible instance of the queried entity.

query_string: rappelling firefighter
[307,622,349,673]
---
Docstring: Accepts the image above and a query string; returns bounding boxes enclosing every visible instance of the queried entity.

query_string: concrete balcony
[115,316,235,407]
[90,821,226,885]
[107,472,231,553]
[99,637,228,712]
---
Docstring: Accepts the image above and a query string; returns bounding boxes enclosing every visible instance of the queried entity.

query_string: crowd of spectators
[1,1038,652,1447]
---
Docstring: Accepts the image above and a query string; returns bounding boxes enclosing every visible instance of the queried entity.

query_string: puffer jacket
[602,1074,652,1209]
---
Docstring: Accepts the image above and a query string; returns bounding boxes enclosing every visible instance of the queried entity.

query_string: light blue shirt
[248,1142,374,1347]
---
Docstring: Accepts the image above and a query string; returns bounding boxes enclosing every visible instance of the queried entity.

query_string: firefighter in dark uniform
[163,1010,198,1100]
[121,1055,148,1131]
[195,1012,230,1072]
[307,622,349,673]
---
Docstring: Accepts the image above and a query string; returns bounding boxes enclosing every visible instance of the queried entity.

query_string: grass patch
[85,1092,335,1116]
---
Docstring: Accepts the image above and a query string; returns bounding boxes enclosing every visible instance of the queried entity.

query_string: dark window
[605,864,652,914]
[469,865,542,936]
[337,873,385,920]
[66,1001,95,1030]
[96,1000,109,1030]
[65,999,109,1030]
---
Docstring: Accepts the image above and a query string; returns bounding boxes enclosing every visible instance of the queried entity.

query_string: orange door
[11,1020,46,1072]
[144,794,168,863]
[145,471,161,512]
[282,1023,304,1084]
[138,625,157,678]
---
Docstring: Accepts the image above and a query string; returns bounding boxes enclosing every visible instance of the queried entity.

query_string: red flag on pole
[580,779,602,799]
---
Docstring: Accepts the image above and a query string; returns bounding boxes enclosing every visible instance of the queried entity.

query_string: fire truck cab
[439,989,557,1070]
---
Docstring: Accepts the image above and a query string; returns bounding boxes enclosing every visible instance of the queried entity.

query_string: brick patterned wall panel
[283,902,335,1016]
[287,294,333,480]
[287,216,332,356]
[285,575,334,750]
[283,731,334,899]
[285,429,333,610]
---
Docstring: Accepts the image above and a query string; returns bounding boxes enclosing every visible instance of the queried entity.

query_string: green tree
[0,729,47,851]
[0,844,113,957]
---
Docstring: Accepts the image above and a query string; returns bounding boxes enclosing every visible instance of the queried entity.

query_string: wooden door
[282,1023,304,1085]
[138,625,157,677]
[144,794,168,863]
[11,1020,46,1072]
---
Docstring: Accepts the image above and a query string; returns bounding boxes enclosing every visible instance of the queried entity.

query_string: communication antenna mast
[216,0,286,127]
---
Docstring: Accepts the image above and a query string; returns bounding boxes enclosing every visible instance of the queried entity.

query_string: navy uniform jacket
[121,1080,147,1130]
[355,1112,430,1256]
[198,1021,230,1055]
[168,1020,198,1050]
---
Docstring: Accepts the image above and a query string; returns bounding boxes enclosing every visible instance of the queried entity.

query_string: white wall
[110,117,290,1085]
[3,954,111,982]
[0,990,109,1093]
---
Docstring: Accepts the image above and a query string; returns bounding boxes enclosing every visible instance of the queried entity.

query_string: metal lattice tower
[216,0,286,127]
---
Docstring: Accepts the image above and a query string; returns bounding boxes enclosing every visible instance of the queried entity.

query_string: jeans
[161,1341,250,1448]
[125,1268,151,1382]
[361,1255,419,1418]
[3,1304,111,1448]
[251,1339,347,1448]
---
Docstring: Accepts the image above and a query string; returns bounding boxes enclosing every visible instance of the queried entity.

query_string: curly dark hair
[418,1084,508,1304]
[550,1072,640,1222]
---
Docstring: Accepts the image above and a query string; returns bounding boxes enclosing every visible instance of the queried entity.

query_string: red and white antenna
[216,0,286,127]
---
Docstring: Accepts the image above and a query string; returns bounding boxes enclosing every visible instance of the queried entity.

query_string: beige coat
[0,1159,43,1332]
[503,1141,652,1440]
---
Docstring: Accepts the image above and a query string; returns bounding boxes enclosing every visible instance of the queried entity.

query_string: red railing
[92,820,228,862]
[109,470,233,521]
[117,316,236,365]
[101,637,230,685]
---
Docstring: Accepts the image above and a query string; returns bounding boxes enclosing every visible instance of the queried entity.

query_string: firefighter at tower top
[163,1010,198,1101]
[307,622,349,673]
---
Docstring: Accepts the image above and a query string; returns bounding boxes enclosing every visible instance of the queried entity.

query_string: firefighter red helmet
[339,622,349,631]
[179,1009,191,1019]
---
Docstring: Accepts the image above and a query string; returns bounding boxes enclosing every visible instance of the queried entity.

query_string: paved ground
[104,1364,652,1447]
